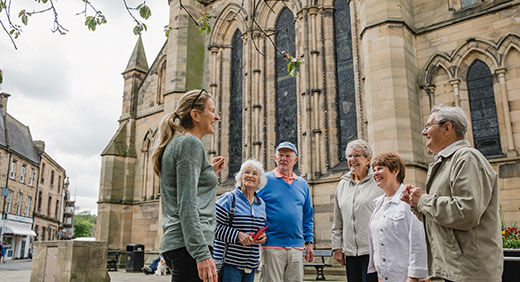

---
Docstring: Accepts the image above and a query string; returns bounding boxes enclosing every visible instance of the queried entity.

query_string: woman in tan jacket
[332,139,383,282]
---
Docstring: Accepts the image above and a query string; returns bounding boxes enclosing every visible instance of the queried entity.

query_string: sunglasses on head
[191,89,207,110]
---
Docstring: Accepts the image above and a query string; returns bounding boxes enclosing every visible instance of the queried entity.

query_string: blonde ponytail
[152,113,183,175]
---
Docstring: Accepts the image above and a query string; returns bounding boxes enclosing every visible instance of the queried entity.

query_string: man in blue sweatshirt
[257,141,314,282]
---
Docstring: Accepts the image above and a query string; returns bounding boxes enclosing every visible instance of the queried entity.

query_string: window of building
[466,59,503,157]
[9,161,16,179]
[334,0,358,161]
[37,191,42,212]
[55,200,59,218]
[228,29,243,177]
[25,196,31,217]
[58,175,61,193]
[34,225,39,241]
[20,165,26,183]
[50,170,55,188]
[40,163,45,184]
[16,192,22,215]
[47,196,52,215]
[275,8,298,171]
[29,168,35,187]
[461,0,478,8]
[6,189,12,213]
[157,60,166,104]
[42,227,46,241]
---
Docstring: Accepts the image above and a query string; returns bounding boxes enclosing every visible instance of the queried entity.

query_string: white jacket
[368,185,428,281]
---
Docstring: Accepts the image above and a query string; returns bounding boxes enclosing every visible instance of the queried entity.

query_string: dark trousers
[345,255,378,282]
[445,280,454,282]
[163,247,202,282]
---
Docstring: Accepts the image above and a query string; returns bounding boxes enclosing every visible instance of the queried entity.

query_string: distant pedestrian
[153,89,225,282]
[258,141,314,282]
[402,105,503,282]
[1,241,6,263]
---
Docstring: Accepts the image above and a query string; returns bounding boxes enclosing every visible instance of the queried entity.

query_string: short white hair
[345,139,373,159]
[234,159,267,190]
[431,105,469,138]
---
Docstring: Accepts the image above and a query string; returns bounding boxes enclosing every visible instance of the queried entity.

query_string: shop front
[0,214,36,260]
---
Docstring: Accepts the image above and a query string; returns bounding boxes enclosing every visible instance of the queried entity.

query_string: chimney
[0,92,10,114]
[34,140,45,153]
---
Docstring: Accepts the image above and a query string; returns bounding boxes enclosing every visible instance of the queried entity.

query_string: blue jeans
[221,264,255,282]
[148,256,161,272]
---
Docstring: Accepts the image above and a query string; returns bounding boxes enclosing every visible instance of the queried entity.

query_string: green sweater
[160,134,218,262]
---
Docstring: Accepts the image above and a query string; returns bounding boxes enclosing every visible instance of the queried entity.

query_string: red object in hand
[249,226,268,241]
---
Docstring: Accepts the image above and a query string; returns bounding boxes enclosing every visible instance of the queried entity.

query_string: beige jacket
[416,140,503,282]
[332,170,384,256]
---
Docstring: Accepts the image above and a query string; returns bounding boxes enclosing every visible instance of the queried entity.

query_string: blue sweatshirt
[257,171,314,247]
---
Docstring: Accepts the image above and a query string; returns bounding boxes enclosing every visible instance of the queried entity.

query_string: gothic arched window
[334,0,357,161]
[275,8,298,149]
[467,59,502,157]
[229,29,243,176]
[157,60,166,104]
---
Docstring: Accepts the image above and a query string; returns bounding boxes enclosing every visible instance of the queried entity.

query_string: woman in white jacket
[368,152,428,282]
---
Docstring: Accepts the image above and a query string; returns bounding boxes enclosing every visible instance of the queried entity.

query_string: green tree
[73,211,95,237]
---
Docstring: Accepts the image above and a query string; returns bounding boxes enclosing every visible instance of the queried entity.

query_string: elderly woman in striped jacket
[213,159,267,282]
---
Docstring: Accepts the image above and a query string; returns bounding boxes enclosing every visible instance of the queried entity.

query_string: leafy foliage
[85,12,107,31]
[197,12,212,35]
[283,52,304,77]
[164,25,173,38]
[0,69,3,84]
[73,211,96,238]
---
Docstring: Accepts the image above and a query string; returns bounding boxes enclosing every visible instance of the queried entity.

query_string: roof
[123,36,149,74]
[0,112,39,164]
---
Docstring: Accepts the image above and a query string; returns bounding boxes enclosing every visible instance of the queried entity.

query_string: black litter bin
[125,243,145,272]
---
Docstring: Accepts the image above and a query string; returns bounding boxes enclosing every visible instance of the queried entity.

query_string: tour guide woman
[152,89,225,282]
[367,152,428,282]
[213,159,267,282]
[331,139,383,282]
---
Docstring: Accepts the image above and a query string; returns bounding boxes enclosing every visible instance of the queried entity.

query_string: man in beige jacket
[402,105,503,282]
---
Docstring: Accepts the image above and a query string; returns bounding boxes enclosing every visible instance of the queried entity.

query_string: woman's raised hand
[211,156,225,174]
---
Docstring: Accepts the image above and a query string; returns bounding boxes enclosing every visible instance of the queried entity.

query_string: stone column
[309,7,322,177]
[450,79,461,107]
[496,68,517,156]
[209,46,219,159]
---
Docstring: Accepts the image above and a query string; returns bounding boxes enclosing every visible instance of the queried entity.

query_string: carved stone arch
[497,34,520,67]
[156,55,167,104]
[142,129,154,152]
[422,53,453,86]
[253,0,301,29]
[452,39,500,79]
[209,3,247,46]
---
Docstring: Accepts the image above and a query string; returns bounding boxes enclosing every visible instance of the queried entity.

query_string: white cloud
[0,0,169,215]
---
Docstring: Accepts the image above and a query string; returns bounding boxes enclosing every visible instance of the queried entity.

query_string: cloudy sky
[0,1,169,214]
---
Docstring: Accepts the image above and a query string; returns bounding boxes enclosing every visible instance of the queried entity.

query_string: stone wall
[30,240,109,282]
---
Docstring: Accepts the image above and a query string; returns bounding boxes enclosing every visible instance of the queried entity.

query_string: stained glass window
[275,8,298,155]
[334,0,357,161]
[467,60,502,157]
[229,29,243,176]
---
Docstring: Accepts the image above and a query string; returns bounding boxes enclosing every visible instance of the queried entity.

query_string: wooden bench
[304,249,333,280]
[107,250,121,271]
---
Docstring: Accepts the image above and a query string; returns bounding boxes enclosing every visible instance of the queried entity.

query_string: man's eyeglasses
[423,122,445,131]
[191,89,207,110]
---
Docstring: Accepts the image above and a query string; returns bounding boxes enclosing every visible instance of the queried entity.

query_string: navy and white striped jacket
[213,187,266,270]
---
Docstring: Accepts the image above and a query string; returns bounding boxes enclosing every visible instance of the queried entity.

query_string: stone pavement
[0,259,348,281]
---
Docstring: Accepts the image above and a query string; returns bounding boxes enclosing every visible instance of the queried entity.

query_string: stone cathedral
[96,0,520,254]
